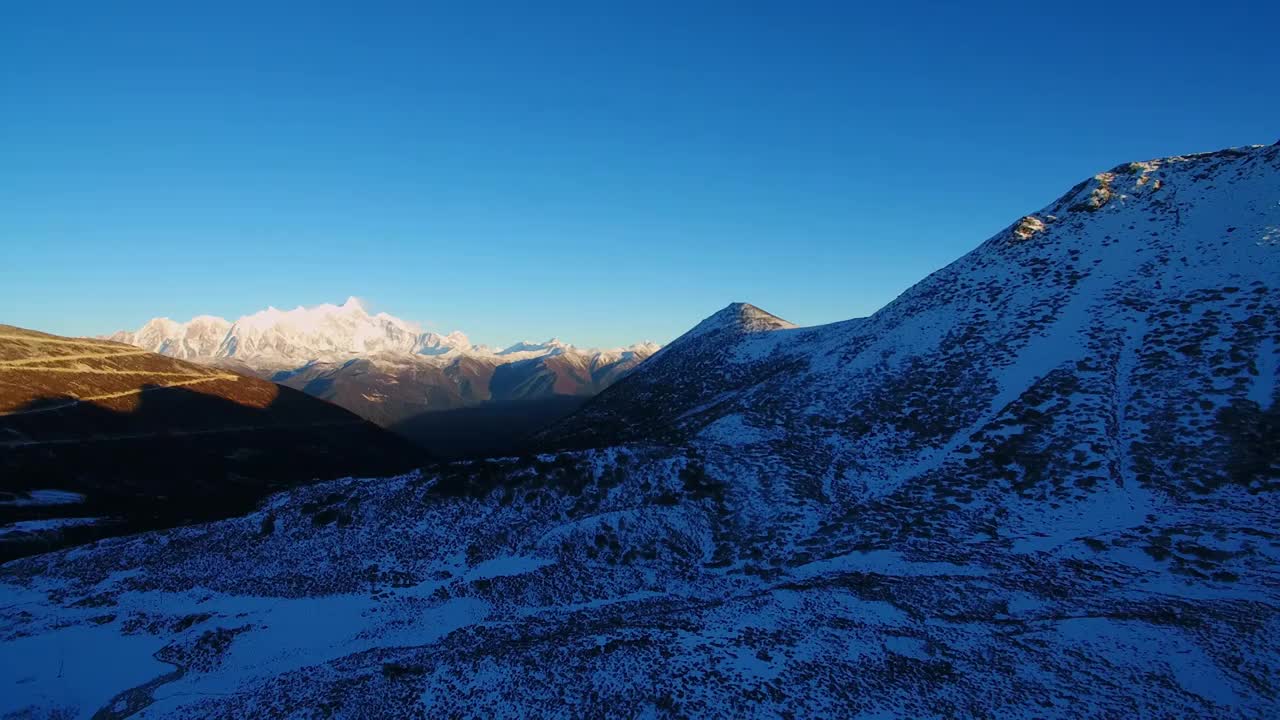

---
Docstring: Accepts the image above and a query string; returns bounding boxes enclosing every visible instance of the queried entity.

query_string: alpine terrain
[2,143,1278,718]
[109,301,659,456]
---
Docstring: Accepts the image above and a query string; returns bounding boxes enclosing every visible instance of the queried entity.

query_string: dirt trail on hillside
[0,375,242,417]
[0,367,231,377]
[0,350,151,366]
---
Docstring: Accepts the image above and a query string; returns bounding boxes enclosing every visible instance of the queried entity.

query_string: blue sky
[2,1,1276,347]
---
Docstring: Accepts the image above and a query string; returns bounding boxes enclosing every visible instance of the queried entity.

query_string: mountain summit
[677,302,797,343]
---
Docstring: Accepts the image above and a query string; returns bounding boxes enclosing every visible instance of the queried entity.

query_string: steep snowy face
[109,298,431,365]
[412,331,472,356]
[216,297,429,365]
[109,316,232,360]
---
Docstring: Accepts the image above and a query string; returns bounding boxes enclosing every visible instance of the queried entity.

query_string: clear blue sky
[2,1,1275,347]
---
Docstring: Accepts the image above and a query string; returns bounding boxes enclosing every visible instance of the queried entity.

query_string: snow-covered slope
[4,144,1278,718]
[551,144,1280,474]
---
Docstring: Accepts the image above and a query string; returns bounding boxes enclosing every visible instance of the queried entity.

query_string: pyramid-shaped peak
[711,302,796,331]
[679,302,797,344]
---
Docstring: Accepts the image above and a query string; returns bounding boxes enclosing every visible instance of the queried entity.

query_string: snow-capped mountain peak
[110,315,232,359]
[214,299,423,364]
[413,330,473,356]
[109,303,657,369]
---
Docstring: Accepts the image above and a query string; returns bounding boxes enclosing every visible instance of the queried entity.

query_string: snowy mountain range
[108,300,660,454]
[2,143,1278,717]
[109,297,657,368]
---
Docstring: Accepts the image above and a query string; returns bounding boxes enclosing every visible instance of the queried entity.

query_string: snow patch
[0,489,86,507]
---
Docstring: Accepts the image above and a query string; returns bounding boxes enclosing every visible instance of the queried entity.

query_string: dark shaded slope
[263,354,498,427]
[389,395,587,458]
[261,350,656,456]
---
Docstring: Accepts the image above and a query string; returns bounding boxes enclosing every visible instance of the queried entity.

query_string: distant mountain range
[108,300,659,455]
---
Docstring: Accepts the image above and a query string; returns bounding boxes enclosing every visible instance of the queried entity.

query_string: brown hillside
[0,324,424,560]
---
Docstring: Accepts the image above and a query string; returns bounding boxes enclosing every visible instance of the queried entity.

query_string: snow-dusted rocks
[3,144,1278,717]
[1010,215,1048,242]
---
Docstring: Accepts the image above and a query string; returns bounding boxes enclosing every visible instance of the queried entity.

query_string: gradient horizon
[2,1,1276,347]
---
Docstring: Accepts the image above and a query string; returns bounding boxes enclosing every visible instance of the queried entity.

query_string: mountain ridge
[108,301,662,454]
[109,298,659,368]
